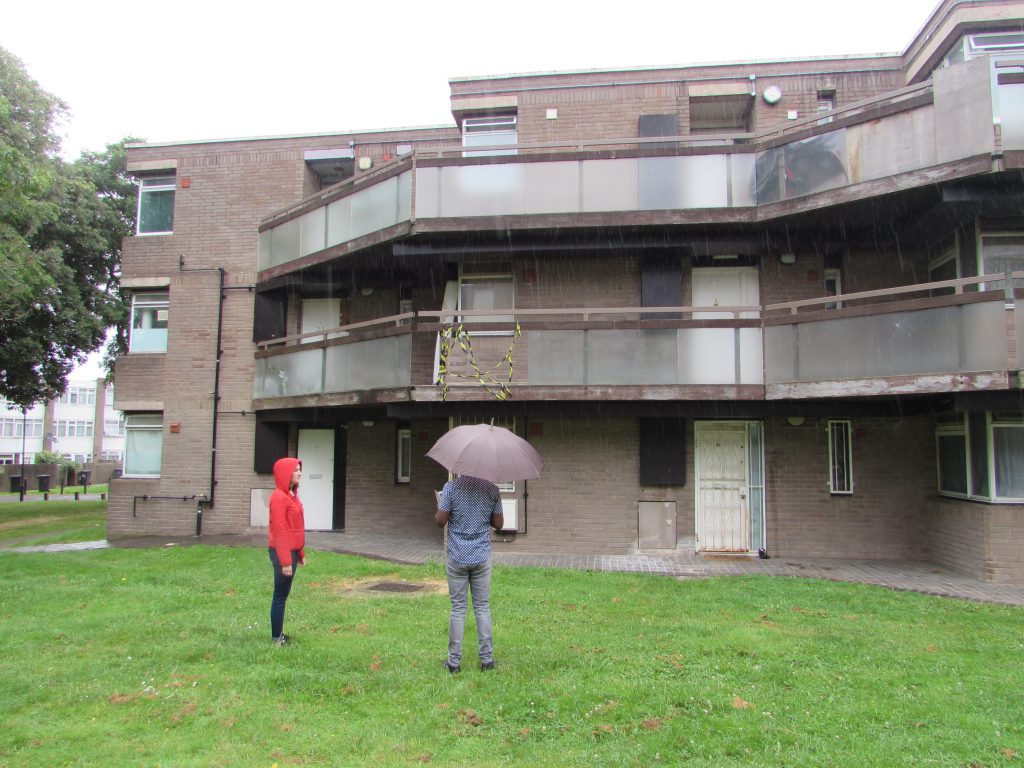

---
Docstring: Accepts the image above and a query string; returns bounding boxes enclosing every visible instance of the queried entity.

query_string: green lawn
[1,540,1022,767]
[0,499,106,548]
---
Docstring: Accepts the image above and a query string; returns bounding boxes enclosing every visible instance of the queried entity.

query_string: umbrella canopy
[426,423,543,483]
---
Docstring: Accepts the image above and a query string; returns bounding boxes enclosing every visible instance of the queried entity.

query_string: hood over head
[273,457,302,493]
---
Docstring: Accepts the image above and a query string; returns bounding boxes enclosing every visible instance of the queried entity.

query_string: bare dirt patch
[308,575,447,598]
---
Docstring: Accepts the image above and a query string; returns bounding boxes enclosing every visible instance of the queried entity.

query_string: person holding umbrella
[435,474,503,673]
[428,422,543,673]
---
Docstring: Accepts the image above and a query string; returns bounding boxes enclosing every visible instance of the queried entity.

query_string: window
[1,418,43,438]
[129,292,169,353]
[124,415,163,477]
[828,420,853,494]
[929,242,959,296]
[56,420,93,438]
[816,90,836,125]
[105,385,115,407]
[462,115,517,157]
[104,418,125,437]
[396,427,412,483]
[59,387,96,405]
[459,272,514,327]
[100,450,123,462]
[936,412,1024,501]
[0,454,14,465]
[136,176,175,235]
[823,268,842,310]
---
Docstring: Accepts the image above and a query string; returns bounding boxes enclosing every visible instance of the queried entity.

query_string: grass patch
[0,500,106,548]
[0,545,1022,767]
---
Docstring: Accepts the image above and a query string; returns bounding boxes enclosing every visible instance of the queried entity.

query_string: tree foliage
[0,46,138,408]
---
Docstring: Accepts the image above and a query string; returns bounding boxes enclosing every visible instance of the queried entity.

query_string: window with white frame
[396,427,412,483]
[823,268,842,310]
[981,234,1024,283]
[104,418,125,437]
[0,418,43,438]
[56,420,94,438]
[101,450,123,462]
[124,415,162,477]
[462,114,518,157]
[105,385,115,407]
[459,272,514,327]
[59,386,96,405]
[939,412,1024,501]
[129,292,169,353]
[828,420,853,494]
[0,454,14,464]
[136,176,175,235]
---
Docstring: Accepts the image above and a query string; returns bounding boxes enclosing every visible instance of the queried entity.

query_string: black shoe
[444,661,460,674]
[480,660,496,671]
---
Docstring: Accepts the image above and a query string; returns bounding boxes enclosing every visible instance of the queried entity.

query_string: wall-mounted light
[362,420,375,428]
[786,416,806,427]
[779,253,796,265]
[360,287,374,296]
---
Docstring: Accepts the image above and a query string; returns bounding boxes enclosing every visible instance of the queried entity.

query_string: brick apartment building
[111,0,1024,584]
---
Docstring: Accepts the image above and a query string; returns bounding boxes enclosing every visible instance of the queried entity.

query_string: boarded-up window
[253,291,287,343]
[254,421,289,474]
[639,418,686,485]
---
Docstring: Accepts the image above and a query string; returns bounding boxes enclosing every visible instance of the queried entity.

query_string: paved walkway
[8,530,1024,606]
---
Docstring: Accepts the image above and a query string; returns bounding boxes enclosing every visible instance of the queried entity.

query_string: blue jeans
[269,548,300,640]
[446,558,493,666]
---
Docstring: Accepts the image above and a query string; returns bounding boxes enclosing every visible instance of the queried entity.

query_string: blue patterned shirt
[439,475,502,565]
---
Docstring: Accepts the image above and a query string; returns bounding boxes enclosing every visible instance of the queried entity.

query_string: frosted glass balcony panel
[326,196,353,247]
[270,218,299,268]
[414,166,441,219]
[678,329,739,384]
[998,80,1024,150]
[325,335,411,392]
[258,231,273,271]
[730,154,757,207]
[639,155,729,209]
[524,331,585,385]
[765,301,1008,383]
[580,158,639,212]
[299,207,326,257]
[397,171,413,222]
[587,330,679,383]
[254,349,323,398]
[521,162,580,214]
[438,165,526,217]
[350,176,402,240]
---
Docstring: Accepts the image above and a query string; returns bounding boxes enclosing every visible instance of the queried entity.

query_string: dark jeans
[269,548,300,640]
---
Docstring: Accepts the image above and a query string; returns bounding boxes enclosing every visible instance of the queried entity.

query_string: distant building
[112,0,1024,584]
[0,380,125,467]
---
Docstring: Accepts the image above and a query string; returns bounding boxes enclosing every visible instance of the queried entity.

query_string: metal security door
[297,429,335,530]
[695,423,750,552]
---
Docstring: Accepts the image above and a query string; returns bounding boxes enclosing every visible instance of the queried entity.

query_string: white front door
[695,422,751,552]
[297,429,334,530]
[691,266,760,319]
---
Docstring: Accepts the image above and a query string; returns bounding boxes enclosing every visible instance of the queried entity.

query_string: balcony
[257,55,1024,280]
[251,275,1023,409]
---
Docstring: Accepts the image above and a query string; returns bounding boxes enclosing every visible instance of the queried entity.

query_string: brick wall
[926,498,1024,585]
[343,419,448,538]
[766,415,932,560]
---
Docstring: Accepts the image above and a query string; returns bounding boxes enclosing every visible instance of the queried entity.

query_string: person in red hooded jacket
[268,457,306,646]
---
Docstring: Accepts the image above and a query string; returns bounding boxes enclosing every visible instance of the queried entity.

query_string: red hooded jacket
[269,457,305,567]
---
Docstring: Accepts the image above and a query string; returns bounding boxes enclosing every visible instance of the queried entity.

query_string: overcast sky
[4,0,940,379]
[6,0,940,160]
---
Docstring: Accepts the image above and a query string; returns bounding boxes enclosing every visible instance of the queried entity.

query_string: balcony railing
[257,55,1024,275]
[252,274,1023,405]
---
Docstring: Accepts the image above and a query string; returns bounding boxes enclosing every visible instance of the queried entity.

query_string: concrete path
[6,530,1024,607]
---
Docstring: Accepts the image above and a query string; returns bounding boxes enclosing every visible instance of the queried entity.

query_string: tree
[0,46,138,407]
